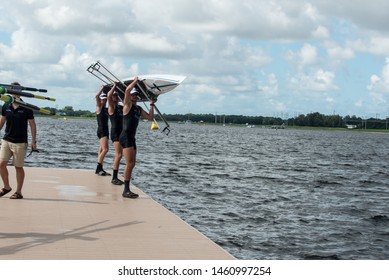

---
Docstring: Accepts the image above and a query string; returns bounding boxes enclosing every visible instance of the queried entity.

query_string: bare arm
[29,118,37,150]
[140,99,157,121]
[123,77,138,114]
[0,115,6,131]
[107,83,117,115]
[95,86,104,114]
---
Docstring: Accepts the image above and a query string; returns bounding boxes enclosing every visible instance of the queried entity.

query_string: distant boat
[271,124,286,129]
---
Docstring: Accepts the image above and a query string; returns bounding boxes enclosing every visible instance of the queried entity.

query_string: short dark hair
[11,82,20,86]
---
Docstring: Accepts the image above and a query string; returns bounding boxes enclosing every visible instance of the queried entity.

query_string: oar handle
[22,86,47,93]
[13,100,57,116]
[0,87,55,101]
[0,83,47,92]
[32,95,56,101]
[0,94,13,104]
[0,86,7,95]
[38,108,54,115]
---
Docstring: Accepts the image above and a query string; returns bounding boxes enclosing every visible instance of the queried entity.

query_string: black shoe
[96,170,111,176]
[122,191,139,199]
[111,178,124,185]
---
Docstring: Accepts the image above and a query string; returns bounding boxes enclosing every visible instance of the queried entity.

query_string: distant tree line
[162,112,389,129]
[288,113,389,129]
[26,106,389,130]
[38,106,95,117]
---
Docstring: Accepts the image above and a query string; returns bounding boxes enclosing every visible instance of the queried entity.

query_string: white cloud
[259,73,279,96]
[0,0,388,117]
[368,57,389,95]
[300,44,318,66]
[325,41,355,61]
[347,36,389,57]
[289,69,337,92]
[363,57,389,114]
[312,25,330,39]
[314,0,389,33]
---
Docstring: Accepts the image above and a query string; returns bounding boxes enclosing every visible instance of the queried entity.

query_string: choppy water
[27,117,389,259]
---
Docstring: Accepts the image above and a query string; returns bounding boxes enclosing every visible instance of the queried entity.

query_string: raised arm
[140,98,157,121]
[107,83,117,115]
[123,76,139,114]
[124,77,138,105]
[95,85,104,113]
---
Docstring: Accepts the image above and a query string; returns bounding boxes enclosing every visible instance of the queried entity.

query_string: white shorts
[0,140,28,167]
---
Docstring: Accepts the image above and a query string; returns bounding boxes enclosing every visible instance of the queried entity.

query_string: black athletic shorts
[119,137,137,149]
[110,130,121,142]
[97,126,109,139]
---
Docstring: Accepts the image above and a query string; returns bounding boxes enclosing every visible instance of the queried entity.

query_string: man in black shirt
[0,82,37,199]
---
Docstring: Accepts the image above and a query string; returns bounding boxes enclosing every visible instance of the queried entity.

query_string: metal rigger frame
[87,61,171,135]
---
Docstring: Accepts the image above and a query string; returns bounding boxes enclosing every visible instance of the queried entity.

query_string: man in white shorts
[0,82,37,199]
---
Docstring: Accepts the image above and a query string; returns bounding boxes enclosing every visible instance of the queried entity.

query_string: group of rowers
[95,77,156,199]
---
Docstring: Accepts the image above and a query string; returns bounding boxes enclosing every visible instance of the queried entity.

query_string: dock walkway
[0,167,234,260]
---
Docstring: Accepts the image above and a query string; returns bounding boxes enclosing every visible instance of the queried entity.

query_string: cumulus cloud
[0,0,388,116]
[259,73,279,96]
[312,25,330,39]
[368,58,389,105]
[289,69,337,92]
[325,41,355,62]
[300,44,318,66]
[314,0,389,33]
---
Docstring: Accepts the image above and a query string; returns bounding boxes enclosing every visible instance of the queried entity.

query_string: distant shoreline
[35,115,389,133]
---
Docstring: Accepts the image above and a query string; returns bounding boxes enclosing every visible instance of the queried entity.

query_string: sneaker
[122,191,139,199]
[111,178,124,185]
[97,170,111,176]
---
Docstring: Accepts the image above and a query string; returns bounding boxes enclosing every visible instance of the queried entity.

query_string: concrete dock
[0,167,234,260]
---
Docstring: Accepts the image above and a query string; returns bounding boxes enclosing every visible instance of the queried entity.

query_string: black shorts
[119,137,137,149]
[110,130,121,142]
[97,127,109,139]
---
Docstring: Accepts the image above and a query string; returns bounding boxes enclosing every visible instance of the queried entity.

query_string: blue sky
[1,0,389,118]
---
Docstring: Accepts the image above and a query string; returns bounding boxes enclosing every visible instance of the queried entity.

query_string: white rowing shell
[123,74,186,95]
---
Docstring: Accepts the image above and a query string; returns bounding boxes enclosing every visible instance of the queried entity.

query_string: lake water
[26,117,389,259]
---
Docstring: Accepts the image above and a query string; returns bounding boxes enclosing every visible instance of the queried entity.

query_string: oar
[13,99,56,115]
[0,94,56,116]
[0,94,13,104]
[0,83,47,92]
[0,86,55,101]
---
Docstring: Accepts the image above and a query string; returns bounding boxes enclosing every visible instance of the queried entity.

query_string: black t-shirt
[2,104,34,143]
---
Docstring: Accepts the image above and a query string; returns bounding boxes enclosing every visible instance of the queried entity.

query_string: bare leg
[111,141,123,184]
[97,136,109,164]
[96,136,110,175]
[0,160,11,190]
[123,147,136,181]
[122,147,138,198]
[113,141,123,171]
[14,166,25,195]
